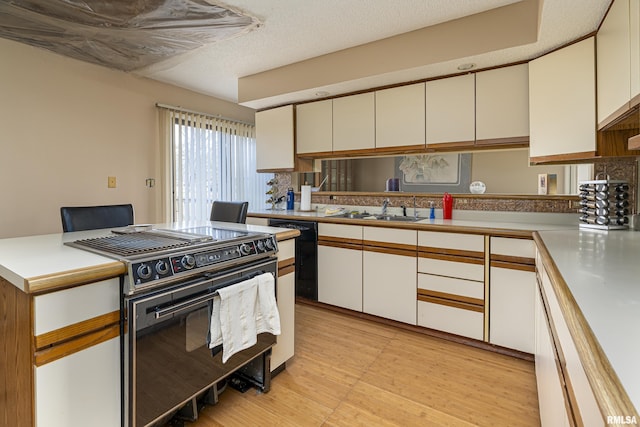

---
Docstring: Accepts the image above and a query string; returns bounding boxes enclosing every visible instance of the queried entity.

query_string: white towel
[255,273,281,336]
[209,272,280,363]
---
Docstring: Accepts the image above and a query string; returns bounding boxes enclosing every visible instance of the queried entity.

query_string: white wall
[0,38,255,238]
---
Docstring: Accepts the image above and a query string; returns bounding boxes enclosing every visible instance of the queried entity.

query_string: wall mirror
[299,149,593,195]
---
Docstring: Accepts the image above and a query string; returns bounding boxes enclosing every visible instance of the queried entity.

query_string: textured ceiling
[0,0,611,109]
[136,0,610,109]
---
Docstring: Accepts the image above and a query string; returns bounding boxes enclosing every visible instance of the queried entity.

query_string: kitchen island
[0,221,299,427]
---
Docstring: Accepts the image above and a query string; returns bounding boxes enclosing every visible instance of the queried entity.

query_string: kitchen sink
[375,215,425,222]
[329,212,425,222]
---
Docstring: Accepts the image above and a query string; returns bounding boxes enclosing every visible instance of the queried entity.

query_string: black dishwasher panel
[268,219,317,300]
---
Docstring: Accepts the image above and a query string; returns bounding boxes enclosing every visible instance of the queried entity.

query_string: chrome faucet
[381,198,389,215]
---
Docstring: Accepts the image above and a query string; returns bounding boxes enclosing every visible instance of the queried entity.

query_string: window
[160,107,272,222]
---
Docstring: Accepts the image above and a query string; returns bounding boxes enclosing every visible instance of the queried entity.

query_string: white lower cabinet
[272,238,296,371]
[417,300,484,340]
[536,249,603,426]
[363,250,416,324]
[317,223,363,311]
[35,336,121,427]
[318,245,363,311]
[362,227,417,325]
[490,266,535,353]
[417,230,485,340]
[535,286,571,427]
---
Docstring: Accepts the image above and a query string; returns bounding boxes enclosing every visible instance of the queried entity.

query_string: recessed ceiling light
[315,91,330,97]
[457,63,475,71]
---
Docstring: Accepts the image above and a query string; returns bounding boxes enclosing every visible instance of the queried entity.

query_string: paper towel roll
[300,185,312,211]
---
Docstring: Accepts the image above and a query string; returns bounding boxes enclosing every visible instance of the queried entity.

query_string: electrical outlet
[108,176,117,188]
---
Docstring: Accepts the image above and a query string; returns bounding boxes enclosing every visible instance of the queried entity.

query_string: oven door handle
[154,292,215,319]
[153,269,270,319]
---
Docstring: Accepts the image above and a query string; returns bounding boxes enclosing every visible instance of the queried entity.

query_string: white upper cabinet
[475,64,529,142]
[425,74,475,146]
[597,0,631,128]
[631,0,640,103]
[375,83,426,149]
[332,92,375,152]
[255,105,295,171]
[296,100,333,155]
[529,37,596,160]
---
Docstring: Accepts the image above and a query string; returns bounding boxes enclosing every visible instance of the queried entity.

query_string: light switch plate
[108,176,116,188]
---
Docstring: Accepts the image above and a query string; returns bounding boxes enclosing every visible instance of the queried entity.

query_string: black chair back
[209,201,249,224]
[60,204,134,232]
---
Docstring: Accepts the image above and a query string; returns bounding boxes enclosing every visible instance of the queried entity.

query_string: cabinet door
[529,37,596,160]
[318,245,363,311]
[256,105,295,171]
[296,100,332,155]
[271,270,295,371]
[363,251,416,324]
[425,74,475,146]
[476,64,529,142]
[375,83,425,148]
[631,0,640,103]
[597,0,631,127]
[318,223,363,311]
[271,239,295,370]
[35,337,121,427]
[535,287,571,427]
[490,266,535,353]
[333,92,375,152]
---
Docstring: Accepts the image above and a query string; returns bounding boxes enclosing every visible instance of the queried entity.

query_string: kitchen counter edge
[0,223,299,295]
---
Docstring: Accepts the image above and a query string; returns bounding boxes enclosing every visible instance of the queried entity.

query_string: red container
[442,192,453,219]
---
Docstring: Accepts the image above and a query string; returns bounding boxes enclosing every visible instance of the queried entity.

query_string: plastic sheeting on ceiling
[0,0,260,71]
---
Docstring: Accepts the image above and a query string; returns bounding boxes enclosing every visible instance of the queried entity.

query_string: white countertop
[250,206,577,232]
[0,221,292,292]
[537,229,640,411]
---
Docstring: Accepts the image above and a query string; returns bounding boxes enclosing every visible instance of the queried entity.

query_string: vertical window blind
[160,106,272,222]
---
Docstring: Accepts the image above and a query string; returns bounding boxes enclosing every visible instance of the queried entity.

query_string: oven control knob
[137,263,153,280]
[181,255,196,269]
[239,243,252,255]
[155,260,170,275]
[256,240,265,251]
[265,238,275,250]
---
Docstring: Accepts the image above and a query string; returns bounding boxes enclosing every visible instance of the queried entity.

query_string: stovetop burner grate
[71,233,192,257]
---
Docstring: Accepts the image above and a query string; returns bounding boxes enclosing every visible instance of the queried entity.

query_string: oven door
[124,257,277,427]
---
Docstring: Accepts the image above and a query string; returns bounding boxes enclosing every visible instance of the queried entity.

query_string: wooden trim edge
[35,310,120,350]
[529,151,597,165]
[418,294,484,313]
[34,324,120,367]
[417,288,484,308]
[26,262,126,295]
[418,251,485,265]
[490,260,536,272]
[418,246,484,260]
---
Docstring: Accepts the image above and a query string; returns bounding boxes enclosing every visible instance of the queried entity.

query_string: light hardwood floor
[186,303,541,426]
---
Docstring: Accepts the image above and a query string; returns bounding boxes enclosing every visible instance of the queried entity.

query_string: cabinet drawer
[418,273,483,300]
[417,301,484,340]
[33,278,120,335]
[418,257,484,282]
[418,231,484,252]
[277,239,295,261]
[491,237,535,259]
[319,223,363,240]
[364,226,416,246]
